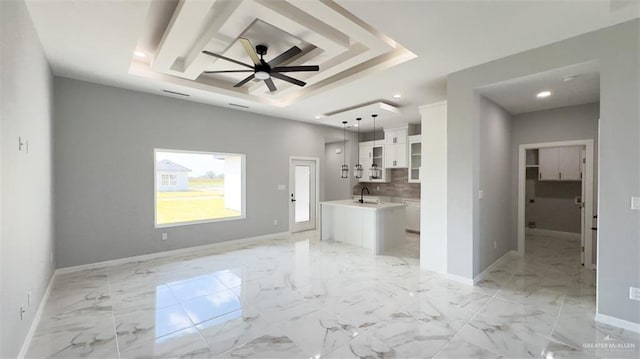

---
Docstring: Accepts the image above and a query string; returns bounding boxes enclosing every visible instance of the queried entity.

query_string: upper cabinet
[538,146,583,181]
[358,141,389,182]
[408,135,421,183]
[384,127,408,169]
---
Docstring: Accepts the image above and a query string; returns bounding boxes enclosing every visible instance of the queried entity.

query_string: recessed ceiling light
[563,75,577,82]
[393,94,401,99]
[134,51,146,58]
[353,124,359,127]
[314,115,325,119]
[536,91,551,99]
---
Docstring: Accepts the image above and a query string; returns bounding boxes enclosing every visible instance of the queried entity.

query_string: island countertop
[320,199,406,210]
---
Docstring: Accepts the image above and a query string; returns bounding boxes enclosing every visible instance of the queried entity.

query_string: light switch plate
[631,197,640,210]
[478,190,484,199]
[277,185,286,191]
[630,286,640,301]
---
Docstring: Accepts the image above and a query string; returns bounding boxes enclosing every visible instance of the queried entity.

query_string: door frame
[288,156,320,233]
[517,139,594,267]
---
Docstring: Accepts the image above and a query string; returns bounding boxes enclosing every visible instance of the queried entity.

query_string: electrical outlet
[478,190,484,199]
[273,219,278,225]
[631,197,640,210]
[493,241,497,249]
[376,186,380,191]
[27,291,32,307]
[19,305,25,320]
[49,252,53,264]
[161,233,168,241]
[630,286,640,301]
[277,185,286,191]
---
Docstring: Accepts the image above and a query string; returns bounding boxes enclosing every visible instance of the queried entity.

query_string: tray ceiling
[130,0,417,108]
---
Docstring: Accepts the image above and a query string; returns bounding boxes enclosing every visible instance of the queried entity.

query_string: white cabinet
[538,146,583,181]
[408,135,421,183]
[385,143,407,168]
[404,200,420,232]
[358,141,389,182]
[384,127,408,168]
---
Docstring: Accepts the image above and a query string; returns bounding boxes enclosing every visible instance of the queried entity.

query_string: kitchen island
[320,199,406,254]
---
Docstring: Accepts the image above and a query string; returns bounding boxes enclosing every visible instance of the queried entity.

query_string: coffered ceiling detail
[129,0,417,107]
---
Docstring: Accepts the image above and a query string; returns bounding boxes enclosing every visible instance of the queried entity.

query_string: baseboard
[17,271,56,359]
[596,313,640,334]
[56,231,291,274]
[473,250,518,284]
[526,228,580,240]
[446,273,475,286]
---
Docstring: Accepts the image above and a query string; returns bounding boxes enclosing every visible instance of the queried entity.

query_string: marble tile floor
[25,232,639,358]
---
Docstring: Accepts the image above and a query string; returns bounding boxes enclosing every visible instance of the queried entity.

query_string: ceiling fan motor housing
[256,44,268,56]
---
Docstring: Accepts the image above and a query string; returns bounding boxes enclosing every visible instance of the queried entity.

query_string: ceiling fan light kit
[202,38,319,93]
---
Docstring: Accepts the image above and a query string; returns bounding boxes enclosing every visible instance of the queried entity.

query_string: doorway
[517,140,594,267]
[289,157,319,233]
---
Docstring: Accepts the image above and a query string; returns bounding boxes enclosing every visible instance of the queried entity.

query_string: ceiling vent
[162,89,190,97]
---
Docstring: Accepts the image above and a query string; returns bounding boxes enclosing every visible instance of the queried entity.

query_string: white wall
[420,102,447,273]
[0,0,55,356]
[477,96,512,274]
[53,77,358,268]
[447,20,639,325]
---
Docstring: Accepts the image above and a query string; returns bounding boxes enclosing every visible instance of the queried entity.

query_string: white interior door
[290,159,317,232]
[580,146,586,265]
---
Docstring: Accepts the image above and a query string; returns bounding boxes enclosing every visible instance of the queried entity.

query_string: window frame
[154,148,247,228]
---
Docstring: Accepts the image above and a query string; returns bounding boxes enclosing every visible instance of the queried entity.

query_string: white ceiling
[478,61,600,114]
[24,0,638,131]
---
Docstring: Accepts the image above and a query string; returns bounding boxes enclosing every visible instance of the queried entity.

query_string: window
[155,149,245,227]
[161,174,177,186]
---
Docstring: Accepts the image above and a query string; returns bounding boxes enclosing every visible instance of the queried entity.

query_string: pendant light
[369,114,382,179]
[354,117,363,178]
[340,121,349,178]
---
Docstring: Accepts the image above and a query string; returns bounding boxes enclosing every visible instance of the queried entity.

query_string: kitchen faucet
[359,187,370,203]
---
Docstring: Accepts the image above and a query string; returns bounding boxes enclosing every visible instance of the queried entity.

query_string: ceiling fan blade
[234,74,255,87]
[272,65,319,73]
[268,46,302,67]
[239,38,260,65]
[271,72,306,87]
[264,78,277,92]
[202,50,254,69]
[203,70,254,74]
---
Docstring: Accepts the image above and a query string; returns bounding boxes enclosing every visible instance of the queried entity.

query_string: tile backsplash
[352,168,420,198]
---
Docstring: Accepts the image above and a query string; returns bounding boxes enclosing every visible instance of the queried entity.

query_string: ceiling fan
[202,38,319,92]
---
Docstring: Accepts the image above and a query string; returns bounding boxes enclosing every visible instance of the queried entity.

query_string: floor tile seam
[429,291,501,359]
[548,290,568,339]
[107,272,123,359]
[491,291,565,317]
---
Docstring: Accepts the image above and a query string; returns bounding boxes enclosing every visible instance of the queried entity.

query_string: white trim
[517,139,594,266]
[446,273,475,286]
[56,231,290,274]
[18,272,56,359]
[525,228,581,240]
[288,156,320,234]
[473,250,518,284]
[595,313,640,334]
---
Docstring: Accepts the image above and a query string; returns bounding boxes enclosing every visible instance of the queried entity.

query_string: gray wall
[526,180,582,233]
[54,77,357,268]
[0,0,55,357]
[514,103,599,257]
[447,20,639,324]
[477,96,512,274]
[323,141,357,201]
